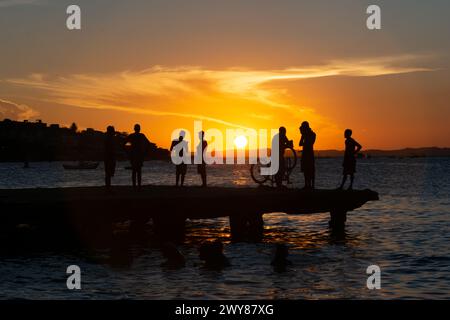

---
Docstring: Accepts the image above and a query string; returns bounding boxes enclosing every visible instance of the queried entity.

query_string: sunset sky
[0,0,449,150]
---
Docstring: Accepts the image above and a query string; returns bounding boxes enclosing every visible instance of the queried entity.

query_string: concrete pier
[0,186,379,244]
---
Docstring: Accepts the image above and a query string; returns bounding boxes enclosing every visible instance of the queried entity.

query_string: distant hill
[316,147,450,158]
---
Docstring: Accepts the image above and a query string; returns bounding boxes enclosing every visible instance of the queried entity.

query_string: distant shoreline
[0,150,449,163]
[1,119,449,162]
[315,147,450,158]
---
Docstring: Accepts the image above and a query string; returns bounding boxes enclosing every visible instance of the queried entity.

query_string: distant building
[0,119,169,162]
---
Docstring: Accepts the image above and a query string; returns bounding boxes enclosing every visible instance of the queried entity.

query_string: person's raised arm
[170,140,176,152]
[311,131,317,145]
[299,135,305,147]
[354,139,362,154]
[146,135,153,155]
[282,135,288,146]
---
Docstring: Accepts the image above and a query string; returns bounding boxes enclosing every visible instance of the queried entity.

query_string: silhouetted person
[299,121,316,189]
[197,131,208,187]
[104,125,117,190]
[161,242,185,269]
[339,129,362,190]
[271,244,292,272]
[199,240,230,269]
[124,124,150,189]
[275,127,293,188]
[170,130,188,187]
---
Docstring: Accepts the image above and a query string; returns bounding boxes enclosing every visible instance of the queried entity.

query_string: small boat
[63,161,99,170]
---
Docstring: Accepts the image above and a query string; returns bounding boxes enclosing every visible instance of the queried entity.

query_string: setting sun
[234,135,248,149]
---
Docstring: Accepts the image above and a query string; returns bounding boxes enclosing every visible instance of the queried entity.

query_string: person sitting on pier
[104,125,117,191]
[339,129,362,190]
[199,240,230,269]
[161,242,186,269]
[275,127,293,188]
[299,121,316,189]
[124,124,150,190]
[197,131,208,187]
[170,130,188,187]
[271,243,292,272]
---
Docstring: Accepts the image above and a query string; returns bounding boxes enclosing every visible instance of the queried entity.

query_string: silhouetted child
[170,131,188,187]
[271,244,292,272]
[104,125,117,191]
[299,121,316,189]
[339,129,362,190]
[161,242,185,269]
[199,240,230,269]
[124,124,150,190]
[197,131,208,187]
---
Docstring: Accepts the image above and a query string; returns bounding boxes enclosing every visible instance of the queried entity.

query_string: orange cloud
[0,98,39,120]
[6,54,433,148]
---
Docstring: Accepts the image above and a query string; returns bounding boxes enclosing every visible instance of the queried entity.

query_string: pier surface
[0,186,379,243]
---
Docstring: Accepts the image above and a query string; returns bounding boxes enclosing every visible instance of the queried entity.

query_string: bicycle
[250,146,297,186]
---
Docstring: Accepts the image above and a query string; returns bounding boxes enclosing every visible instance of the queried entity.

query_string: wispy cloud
[0,98,38,120]
[6,54,432,127]
[211,54,432,108]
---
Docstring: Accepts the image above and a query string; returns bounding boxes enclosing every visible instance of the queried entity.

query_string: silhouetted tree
[70,122,78,133]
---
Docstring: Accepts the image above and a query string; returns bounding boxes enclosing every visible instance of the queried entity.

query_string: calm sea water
[0,158,449,299]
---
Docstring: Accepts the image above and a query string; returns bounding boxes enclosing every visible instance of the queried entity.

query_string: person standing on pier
[275,127,293,188]
[124,124,150,190]
[197,131,208,187]
[339,129,362,190]
[170,130,188,187]
[104,125,117,191]
[299,121,316,189]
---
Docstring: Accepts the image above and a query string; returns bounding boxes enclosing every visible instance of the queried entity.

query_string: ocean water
[0,158,449,299]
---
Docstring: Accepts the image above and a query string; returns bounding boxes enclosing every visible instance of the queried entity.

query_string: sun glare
[234,135,248,149]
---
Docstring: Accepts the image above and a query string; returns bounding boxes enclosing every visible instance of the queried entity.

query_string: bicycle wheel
[250,163,270,185]
[284,146,297,173]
